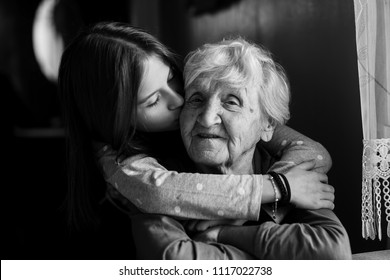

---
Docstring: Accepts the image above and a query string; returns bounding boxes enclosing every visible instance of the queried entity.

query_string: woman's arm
[131,213,255,260]
[214,208,352,259]
[263,124,332,174]
[132,209,351,260]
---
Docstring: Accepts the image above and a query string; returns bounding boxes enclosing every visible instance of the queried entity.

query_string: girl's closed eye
[147,94,160,107]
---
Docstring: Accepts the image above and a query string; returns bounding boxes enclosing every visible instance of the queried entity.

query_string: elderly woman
[130,38,352,259]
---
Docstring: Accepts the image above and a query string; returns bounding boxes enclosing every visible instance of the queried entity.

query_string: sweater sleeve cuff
[248,174,263,221]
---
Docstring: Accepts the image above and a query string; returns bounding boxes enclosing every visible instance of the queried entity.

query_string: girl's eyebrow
[138,90,159,105]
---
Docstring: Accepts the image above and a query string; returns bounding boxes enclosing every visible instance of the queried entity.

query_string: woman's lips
[197,133,222,139]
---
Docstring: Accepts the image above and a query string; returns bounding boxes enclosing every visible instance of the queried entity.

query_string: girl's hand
[285,160,335,210]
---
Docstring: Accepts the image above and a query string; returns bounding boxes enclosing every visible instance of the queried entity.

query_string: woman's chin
[190,151,225,168]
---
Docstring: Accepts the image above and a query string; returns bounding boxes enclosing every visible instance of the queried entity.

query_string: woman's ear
[260,122,274,142]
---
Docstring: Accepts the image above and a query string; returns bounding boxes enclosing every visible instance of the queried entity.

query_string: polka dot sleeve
[96,148,263,221]
[262,125,332,174]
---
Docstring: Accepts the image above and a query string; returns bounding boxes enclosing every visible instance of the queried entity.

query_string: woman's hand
[185,219,245,233]
[192,226,224,243]
[285,160,335,210]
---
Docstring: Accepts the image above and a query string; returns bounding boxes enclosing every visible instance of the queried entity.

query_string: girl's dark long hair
[58,22,182,230]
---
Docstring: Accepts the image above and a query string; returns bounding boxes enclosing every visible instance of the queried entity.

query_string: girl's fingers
[324,185,334,193]
[321,192,335,202]
[316,173,328,183]
[296,160,316,170]
[322,184,334,193]
[321,200,335,210]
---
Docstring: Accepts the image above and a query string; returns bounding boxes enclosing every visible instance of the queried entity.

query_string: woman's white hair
[184,37,290,126]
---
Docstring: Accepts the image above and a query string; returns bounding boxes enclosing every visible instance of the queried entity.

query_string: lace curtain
[354,0,390,240]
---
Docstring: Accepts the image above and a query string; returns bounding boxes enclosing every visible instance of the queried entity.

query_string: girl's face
[137,55,184,132]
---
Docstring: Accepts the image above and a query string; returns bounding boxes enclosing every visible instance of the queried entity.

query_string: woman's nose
[197,101,221,128]
[167,91,184,110]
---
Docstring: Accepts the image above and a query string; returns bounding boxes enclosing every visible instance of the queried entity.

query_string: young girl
[58,22,333,231]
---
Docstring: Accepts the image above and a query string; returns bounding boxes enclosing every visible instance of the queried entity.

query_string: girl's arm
[97,149,263,221]
[263,124,332,174]
[261,124,333,223]
[96,125,332,221]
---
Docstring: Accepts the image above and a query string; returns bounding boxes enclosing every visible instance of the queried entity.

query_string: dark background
[1,0,388,259]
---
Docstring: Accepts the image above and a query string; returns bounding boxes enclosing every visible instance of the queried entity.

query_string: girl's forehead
[138,55,170,97]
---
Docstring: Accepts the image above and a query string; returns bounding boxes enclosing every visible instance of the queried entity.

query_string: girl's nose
[168,91,184,110]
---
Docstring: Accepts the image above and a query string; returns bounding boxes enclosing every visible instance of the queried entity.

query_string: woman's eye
[186,93,203,104]
[225,96,241,106]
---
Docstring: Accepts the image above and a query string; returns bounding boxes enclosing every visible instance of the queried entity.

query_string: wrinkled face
[180,81,267,173]
[137,55,184,132]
